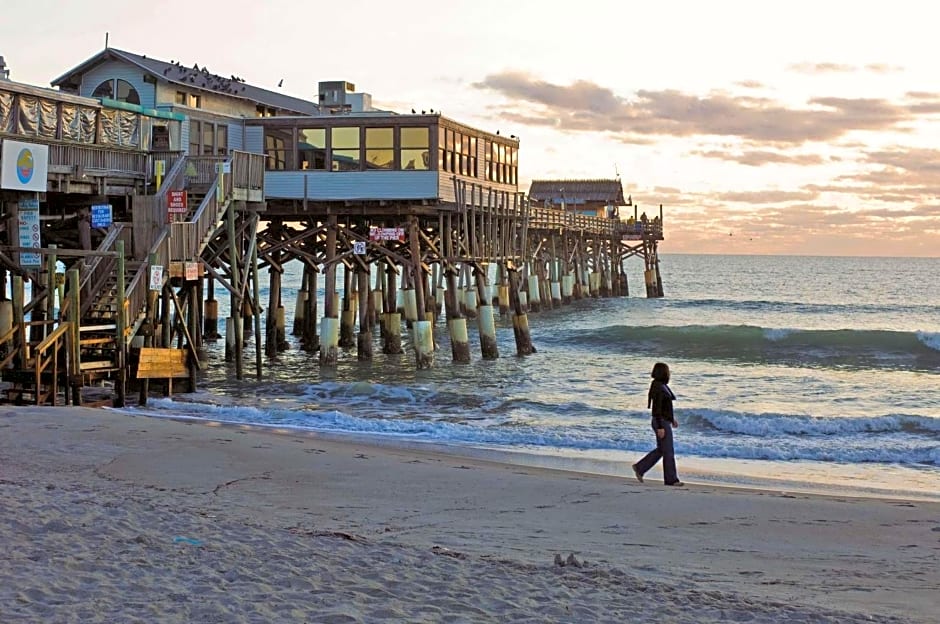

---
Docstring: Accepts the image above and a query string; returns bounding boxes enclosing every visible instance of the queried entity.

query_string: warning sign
[167,190,188,214]
[368,226,405,242]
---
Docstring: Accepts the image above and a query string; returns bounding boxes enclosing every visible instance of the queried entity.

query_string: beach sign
[91,204,113,229]
[17,198,41,267]
[149,265,164,291]
[1,140,49,192]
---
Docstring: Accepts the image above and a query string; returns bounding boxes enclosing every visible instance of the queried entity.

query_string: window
[216,125,228,155]
[175,91,186,105]
[331,126,360,171]
[365,127,394,170]
[116,80,140,105]
[482,139,516,184]
[202,122,215,155]
[298,128,327,170]
[91,80,114,100]
[264,128,291,170]
[400,127,430,171]
[188,94,201,108]
[189,120,201,155]
[91,79,140,104]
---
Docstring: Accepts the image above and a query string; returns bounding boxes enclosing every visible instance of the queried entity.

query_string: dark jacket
[647,380,675,430]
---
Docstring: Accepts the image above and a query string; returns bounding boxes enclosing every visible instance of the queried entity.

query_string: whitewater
[127,254,940,501]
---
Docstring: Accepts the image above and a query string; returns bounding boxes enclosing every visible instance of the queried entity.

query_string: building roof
[528,179,626,205]
[51,48,319,116]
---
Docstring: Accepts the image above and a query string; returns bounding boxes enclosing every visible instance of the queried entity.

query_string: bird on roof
[411,108,416,114]
[278,78,283,87]
[496,130,500,135]
[193,63,200,71]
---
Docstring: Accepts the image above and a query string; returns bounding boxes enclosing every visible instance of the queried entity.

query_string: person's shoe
[666,481,684,487]
[632,465,644,483]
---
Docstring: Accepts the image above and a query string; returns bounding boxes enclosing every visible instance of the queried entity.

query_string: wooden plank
[136,347,190,379]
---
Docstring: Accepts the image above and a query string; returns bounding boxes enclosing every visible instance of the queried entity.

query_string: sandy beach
[1,407,937,623]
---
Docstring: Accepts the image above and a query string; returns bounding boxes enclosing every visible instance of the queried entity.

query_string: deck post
[67,269,82,406]
[408,217,432,369]
[320,215,339,367]
[113,241,126,408]
[474,265,498,360]
[382,261,402,354]
[356,265,373,361]
[204,276,220,339]
[508,264,535,356]
[340,264,355,348]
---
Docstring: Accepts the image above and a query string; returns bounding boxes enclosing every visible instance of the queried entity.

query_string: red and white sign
[369,226,406,242]
[184,262,200,281]
[167,190,188,214]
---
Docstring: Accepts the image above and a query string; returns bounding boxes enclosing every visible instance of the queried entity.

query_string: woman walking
[632,362,684,486]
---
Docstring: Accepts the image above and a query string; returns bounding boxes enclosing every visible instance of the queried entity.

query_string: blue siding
[80,60,156,108]
[265,171,439,200]
[227,122,244,152]
[245,126,263,154]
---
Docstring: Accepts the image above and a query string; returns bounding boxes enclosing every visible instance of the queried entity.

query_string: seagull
[278,78,283,87]
[411,108,416,113]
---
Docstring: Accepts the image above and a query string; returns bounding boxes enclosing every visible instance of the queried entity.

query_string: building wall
[79,60,156,107]
[245,126,264,154]
[264,170,439,200]
[154,82,259,117]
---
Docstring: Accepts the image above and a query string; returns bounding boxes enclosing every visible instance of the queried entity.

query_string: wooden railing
[132,155,189,258]
[44,141,148,177]
[78,224,130,317]
[232,150,265,190]
[186,156,226,185]
[31,322,71,405]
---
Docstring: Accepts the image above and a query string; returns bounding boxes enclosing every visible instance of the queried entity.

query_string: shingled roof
[528,179,626,205]
[51,48,319,116]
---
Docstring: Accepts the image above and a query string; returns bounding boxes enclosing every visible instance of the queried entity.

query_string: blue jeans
[634,422,679,484]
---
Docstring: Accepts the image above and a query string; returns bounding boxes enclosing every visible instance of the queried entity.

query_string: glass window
[331,126,360,171]
[189,120,201,155]
[175,91,186,105]
[401,126,430,171]
[264,129,290,170]
[365,127,394,170]
[202,122,214,155]
[116,80,140,105]
[298,128,327,170]
[216,125,228,155]
[92,80,113,99]
[189,94,201,108]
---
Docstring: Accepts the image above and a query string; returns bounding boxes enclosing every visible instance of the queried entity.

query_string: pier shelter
[0,47,665,407]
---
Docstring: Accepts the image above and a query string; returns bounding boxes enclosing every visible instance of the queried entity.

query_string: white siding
[245,126,264,154]
[265,171,439,200]
[80,60,156,108]
[180,116,191,155]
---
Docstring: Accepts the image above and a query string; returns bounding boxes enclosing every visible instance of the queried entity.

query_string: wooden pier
[0,49,666,406]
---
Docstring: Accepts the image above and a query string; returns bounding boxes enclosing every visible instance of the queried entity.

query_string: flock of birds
[155,57,517,140]
[162,59,251,95]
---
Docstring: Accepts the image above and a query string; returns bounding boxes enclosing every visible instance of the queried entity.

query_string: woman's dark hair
[651,362,670,383]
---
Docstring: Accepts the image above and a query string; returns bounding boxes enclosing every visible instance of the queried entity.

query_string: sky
[3,0,939,256]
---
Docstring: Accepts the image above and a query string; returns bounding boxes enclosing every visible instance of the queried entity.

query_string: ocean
[126,254,940,501]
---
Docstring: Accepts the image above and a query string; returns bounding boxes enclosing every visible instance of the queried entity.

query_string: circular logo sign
[16,148,34,184]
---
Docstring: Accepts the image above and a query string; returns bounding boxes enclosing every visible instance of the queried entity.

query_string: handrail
[32,321,71,406]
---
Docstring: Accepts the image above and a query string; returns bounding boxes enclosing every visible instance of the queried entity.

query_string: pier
[0,48,665,406]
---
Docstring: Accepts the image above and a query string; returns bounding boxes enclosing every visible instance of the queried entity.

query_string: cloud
[692,149,827,167]
[788,62,857,74]
[473,72,914,144]
[788,62,904,74]
[716,190,820,204]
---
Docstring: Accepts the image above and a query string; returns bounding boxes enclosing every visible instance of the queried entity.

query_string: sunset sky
[3,0,939,256]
